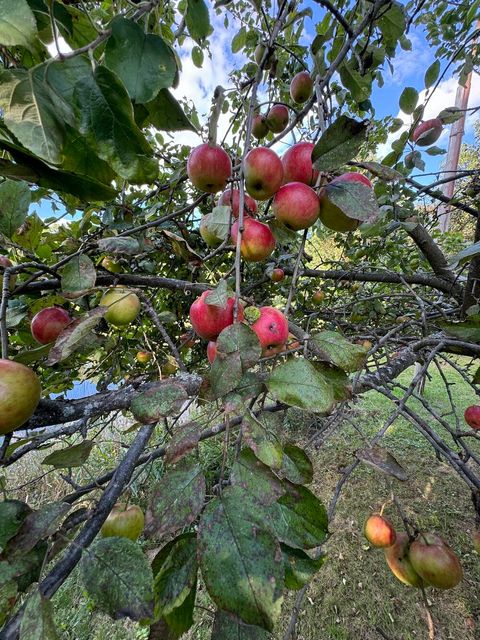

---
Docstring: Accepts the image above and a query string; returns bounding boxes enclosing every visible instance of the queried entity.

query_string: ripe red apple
[290,71,313,104]
[266,104,289,133]
[218,188,258,218]
[243,147,284,201]
[464,405,480,430]
[189,290,244,340]
[31,307,72,345]
[100,288,141,327]
[0,256,16,291]
[384,533,424,587]
[272,182,320,230]
[473,531,480,554]
[312,290,324,304]
[251,306,289,349]
[252,114,269,140]
[319,172,372,232]
[231,217,276,262]
[281,142,319,186]
[411,118,443,146]
[270,268,284,282]
[364,514,396,548]
[0,359,41,435]
[187,143,232,193]
[207,341,217,363]
[409,533,463,589]
[136,350,152,364]
[101,503,145,541]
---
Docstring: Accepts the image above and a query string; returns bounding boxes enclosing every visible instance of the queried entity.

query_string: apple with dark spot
[251,306,289,352]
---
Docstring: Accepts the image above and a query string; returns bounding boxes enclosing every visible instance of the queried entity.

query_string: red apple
[272,182,320,230]
[464,405,480,430]
[384,533,424,587]
[409,533,463,589]
[251,306,289,349]
[364,514,396,548]
[243,147,284,201]
[187,143,232,193]
[231,217,276,262]
[207,341,217,363]
[290,71,313,104]
[266,104,289,133]
[312,290,324,304]
[0,256,16,291]
[136,350,152,364]
[189,290,244,340]
[270,268,284,282]
[31,307,72,345]
[0,359,41,435]
[281,142,319,186]
[318,172,372,233]
[411,118,443,146]
[101,503,145,541]
[100,288,141,327]
[218,188,258,218]
[252,114,269,140]
[473,531,480,554]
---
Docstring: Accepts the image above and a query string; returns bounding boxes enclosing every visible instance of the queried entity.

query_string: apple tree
[0,0,479,638]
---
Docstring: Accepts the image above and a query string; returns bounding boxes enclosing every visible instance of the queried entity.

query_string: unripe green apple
[101,503,145,541]
[100,288,141,327]
[312,290,324,304]
[0,359,41,435]
[199,214,223,247]
[409,533,463,589]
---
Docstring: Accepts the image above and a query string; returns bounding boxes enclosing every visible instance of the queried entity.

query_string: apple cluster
[364,514,464,590]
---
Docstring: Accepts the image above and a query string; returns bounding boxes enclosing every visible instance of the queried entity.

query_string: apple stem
[208,86,225,146]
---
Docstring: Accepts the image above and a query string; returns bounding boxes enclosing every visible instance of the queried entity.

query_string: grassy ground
[3,361,480,639]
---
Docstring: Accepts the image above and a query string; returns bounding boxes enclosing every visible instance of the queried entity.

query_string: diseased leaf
[0,500,32,553]
[267,357,335,413]
[198,486,283,631]
[158,581,196,638]
[205,279,230,308]
[105,17,177,104]
[282,545,325,590]
[46,307,106,365]
[357,161,404,182]
[97,236,141,255]
[0,0,37,50]
[311,331,368,372]
[212,609,272,639]
[60,254,96,298]
[279,445,313,485]
[438,106,464,124]
[41,440,94,469]
[80,537,154,621]
[356,446,407,481]
[312,116,368,171]
[145,464,206,539]
[241,411,283,470]
[11,541,48,593]
[438,315,480,343]
[319,180,379,223]
[164,422,201,465]
[131,382,188,424]
[6,502,70,554]
[0,179,31,238]
[230,448,285,506]
[19,590,59,640]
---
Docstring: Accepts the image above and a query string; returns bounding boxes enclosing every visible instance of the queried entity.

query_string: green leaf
[19,590,59,640]
[12,212,43,251]
[437,106,464,124]
[279,445,313,485]
[230,448,285,506]
[205,279,230,308]
[145,464,206,539]
[424,60,440,89]
[339,61,372,102]
[0,180,31,238]
[198,486,283,631]
[0,0,37,50]
[377,1,406,46]
[311,330,368,372]
[312,116,368,171]
[450,241,480,265]
[80,537,154,621]
[438,315,480,343]
[212,610,272,639]
[10,541,48,593]
[131,382,188,424]
[152,533,197,618]
[267,357,335,413]
[424,146,445,156]
[73,66,157,184]
[231,27,246,53]
[105,18,177,104]
[5,502,70,554]
[97,236,141,255]
[241,411,283,471]
[356,446,407,481]
[320,180,379,223]
[185,0,211,44]
[0,578,17,627]
[282,545,325,591]
[5,301,27,329]
[399,87,418,115]
[41,441,94,469]
[0,500,32,553]
[269,483,328,549]
[60,254,96,299]
[145,89,196,132]
[191,46,204,68]
[46,307,106,365]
